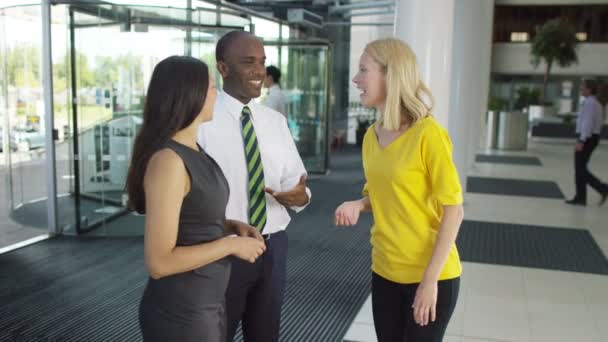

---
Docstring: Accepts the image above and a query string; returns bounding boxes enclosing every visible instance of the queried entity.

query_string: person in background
[262,65,288,119]
[334,38,464,342]
[127,55,266,342]
[566,79,608,206]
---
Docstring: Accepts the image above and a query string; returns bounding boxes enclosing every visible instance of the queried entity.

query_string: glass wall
[281,44,330,173]
[1,1,330,239]
[0,4,58,248]
[65,3,250,236]
[255,21,330,173]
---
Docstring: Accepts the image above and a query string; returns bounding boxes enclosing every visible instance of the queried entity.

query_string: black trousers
[371,273,460,342]
[574,135,608,202]
[225,231,288,342]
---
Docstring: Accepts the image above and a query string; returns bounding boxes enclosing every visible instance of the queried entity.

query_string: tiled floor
[344,140,608,342]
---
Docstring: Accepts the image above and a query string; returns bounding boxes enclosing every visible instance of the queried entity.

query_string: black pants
[371,273,459,342]
[574,135,608,202]
[225,231,288,342]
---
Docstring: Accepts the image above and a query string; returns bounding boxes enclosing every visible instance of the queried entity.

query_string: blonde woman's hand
[229,237,266,263]
[412,279,438,326]
[334,200,364,226]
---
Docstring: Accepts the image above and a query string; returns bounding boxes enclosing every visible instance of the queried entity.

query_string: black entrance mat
[476,154,542,166]
[0,148,374,342]
[457,220,608,275]
[467,176,564,199]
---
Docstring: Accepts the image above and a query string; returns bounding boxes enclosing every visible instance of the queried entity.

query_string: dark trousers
[225,230,288,342]
[574,135,608,202]
[371,273,459,342]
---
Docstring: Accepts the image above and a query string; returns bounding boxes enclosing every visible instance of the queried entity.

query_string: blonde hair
[364,38,434,130]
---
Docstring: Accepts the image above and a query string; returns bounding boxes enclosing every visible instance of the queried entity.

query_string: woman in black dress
[126,56,266,341]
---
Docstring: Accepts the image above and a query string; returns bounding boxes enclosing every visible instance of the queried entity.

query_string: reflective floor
[345,139,608,342]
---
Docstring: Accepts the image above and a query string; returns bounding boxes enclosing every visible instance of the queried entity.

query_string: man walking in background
[566,79,608,206]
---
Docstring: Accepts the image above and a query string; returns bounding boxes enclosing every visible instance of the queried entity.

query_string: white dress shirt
[576,95,603,142]
[262,84,288,119]
[198,91,311,235]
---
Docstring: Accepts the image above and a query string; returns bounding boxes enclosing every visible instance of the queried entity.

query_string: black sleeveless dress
[139,140,231,342]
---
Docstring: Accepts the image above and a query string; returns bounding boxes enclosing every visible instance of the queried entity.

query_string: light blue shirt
[576,95,603,142]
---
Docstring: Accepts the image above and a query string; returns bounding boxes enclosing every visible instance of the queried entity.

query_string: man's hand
[576,142,584,152]
[265,175,309,207]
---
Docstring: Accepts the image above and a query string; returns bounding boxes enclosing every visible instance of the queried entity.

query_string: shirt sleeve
[421,124,463,205]
[579,99,594,142]
[264,92,279,113]
[278,115,311,212]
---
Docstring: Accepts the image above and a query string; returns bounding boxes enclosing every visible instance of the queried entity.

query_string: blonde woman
[335,38,464,342]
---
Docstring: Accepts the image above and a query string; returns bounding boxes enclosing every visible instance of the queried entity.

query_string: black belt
[262,231,282,240]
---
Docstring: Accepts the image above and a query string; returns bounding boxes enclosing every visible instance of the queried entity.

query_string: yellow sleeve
[421,124,463,205]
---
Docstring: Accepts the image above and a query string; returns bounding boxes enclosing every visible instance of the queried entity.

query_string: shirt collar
[219,90,256,121]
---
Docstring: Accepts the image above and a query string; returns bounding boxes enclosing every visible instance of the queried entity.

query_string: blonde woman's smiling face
[353,51,386,109]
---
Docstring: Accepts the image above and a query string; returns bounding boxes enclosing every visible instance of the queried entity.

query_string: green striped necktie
[240,106,267,231]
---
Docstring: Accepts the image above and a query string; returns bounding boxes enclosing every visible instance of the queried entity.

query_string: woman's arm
[422,204,464,282]
[143,149,265,280]
[358,196,372,212]
[412,204,464,326]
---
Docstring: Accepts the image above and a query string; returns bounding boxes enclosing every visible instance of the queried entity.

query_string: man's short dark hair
[584,79,598,95]
[216,30,250,62]
[266,65,281,84]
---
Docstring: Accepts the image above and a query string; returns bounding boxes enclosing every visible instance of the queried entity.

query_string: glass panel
[101,0,188,7]
[0,4,51,248]
[220,12,250,28]
[252,17,280,40]
[281,45,329,173]
[66,4,239,236]
[70,7,188,236]
[52,5,78,235]
[0,1,40,8]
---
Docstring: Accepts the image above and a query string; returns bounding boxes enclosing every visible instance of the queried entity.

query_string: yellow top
[362,116,463,284]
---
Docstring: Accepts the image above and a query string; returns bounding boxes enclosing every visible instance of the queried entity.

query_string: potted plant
[530,18,579,111]
[514,87,540,111]
[486,96,507,149]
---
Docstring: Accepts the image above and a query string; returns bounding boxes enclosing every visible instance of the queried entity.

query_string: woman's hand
[228,236,266,263]
[412,279,438,326]
[230,220,264,242]
[334,200,364,226]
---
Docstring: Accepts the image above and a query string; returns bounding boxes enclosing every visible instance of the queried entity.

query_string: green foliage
[488,96,507,111]
[530,18,579,103]
[514,87,540,110]
[531,18,579,70]
[93,54,144,89]
[5,44,40,88]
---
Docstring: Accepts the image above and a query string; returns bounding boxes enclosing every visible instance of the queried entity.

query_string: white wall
[492,43,608,76]
[348,14,394,104]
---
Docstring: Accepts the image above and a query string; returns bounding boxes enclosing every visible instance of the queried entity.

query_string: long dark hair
[126,56,210,214]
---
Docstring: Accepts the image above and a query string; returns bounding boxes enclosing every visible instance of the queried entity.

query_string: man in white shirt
[566,79,608,206]
[262,65,288,119]
[198,31,311,342]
